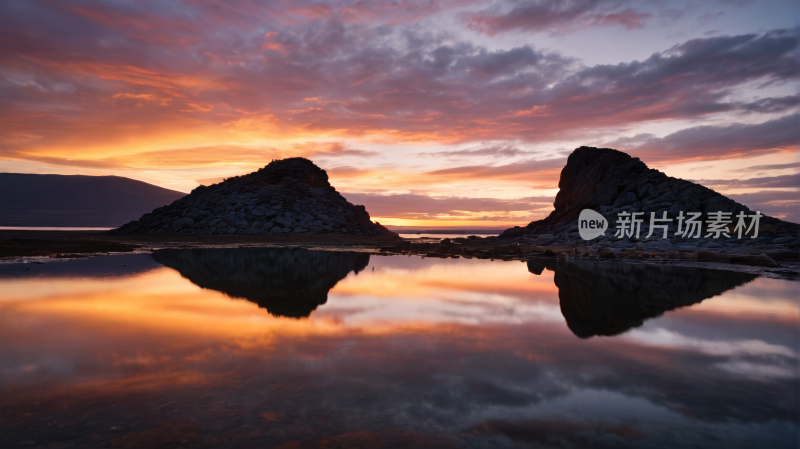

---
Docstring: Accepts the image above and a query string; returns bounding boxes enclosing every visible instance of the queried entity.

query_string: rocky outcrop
[152,247,369,318]
[500,147,800,254]
[547,259,757,338]
[112,158,395,236]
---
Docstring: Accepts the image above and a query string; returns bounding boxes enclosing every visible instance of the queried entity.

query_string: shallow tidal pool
[0,249,798,448]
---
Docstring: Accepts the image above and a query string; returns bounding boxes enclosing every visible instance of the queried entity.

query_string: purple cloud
[464,0,649,36]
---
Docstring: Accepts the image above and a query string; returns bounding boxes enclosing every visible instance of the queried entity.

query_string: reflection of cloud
[716,361,796,380]
[0,254,798,447]
[625,328,796,358]
[468,417,641,446]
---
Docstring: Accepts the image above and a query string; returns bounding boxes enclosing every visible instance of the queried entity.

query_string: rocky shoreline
[373,235,799,277]
[1,230,798,281]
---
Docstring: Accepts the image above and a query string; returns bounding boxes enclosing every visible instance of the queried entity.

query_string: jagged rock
[499,147,800,254]
[112,158,396,236]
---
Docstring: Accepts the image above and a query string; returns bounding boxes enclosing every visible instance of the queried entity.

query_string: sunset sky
[1,0,798,227]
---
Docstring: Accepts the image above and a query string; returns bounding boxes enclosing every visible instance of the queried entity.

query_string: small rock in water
[665,250,678,260]
[697,251,730,263]
[730,253,780,268]
[598,249,616,259]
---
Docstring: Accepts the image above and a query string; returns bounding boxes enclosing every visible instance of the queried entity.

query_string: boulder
[729,253,781,268]
[697,251,730,263]
[112,158,396,237]
[664,250,678,260]
[597,248,616,259]
[533,234,557,246]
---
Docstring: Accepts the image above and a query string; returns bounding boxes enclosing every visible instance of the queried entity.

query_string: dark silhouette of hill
[113,157,395,236]
[500,146,800,249]
[0,173,186,227]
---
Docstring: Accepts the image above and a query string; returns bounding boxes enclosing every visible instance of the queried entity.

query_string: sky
[0,0,798,227]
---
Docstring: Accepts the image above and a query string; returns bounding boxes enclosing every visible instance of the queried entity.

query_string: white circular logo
[578,209,608,240]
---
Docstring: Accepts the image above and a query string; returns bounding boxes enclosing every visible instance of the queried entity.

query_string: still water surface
[0,249,797,448]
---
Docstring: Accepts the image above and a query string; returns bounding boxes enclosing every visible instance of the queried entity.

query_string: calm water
[398,234,497,239]
[0,249,797,448]
[0,227,115,231]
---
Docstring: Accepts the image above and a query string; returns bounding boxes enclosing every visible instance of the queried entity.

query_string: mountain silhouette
[0,173,185,227]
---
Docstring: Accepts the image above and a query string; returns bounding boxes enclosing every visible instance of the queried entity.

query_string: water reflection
[544,259,758,338]
[0,252,797,448]
[152,248,369,318]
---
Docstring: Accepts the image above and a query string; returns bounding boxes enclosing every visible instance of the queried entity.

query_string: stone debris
[112,158,394,237]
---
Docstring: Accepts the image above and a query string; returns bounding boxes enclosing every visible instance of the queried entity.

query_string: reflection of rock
[549,259,757,338]
[526,259,556,275]
[153,248,369,318]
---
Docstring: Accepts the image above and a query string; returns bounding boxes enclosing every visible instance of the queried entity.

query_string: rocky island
[497,146,799,259]
[113,158,395,237]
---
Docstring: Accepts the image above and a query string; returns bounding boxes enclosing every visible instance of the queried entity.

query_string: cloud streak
[464,0,650,36]
[343,192,554,220]
[612,114,800,163]
[694,173,800,189]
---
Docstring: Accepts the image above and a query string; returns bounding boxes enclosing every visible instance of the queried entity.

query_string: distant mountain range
[0,173,186,227]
